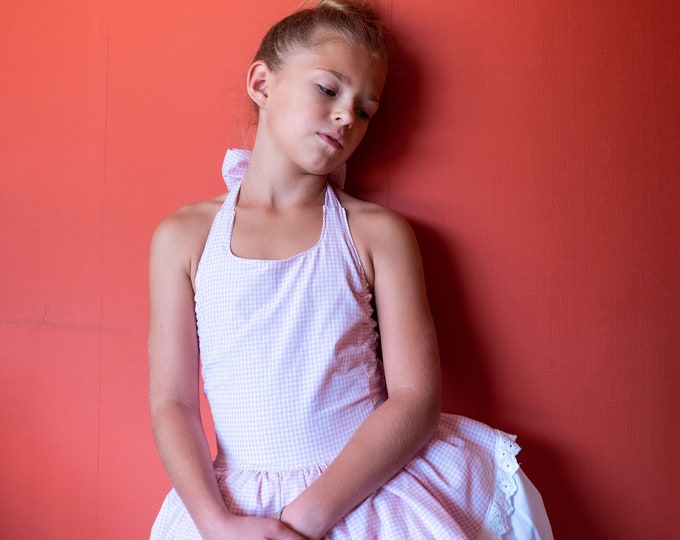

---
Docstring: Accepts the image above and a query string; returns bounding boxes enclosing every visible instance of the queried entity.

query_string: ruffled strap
[221,149,252,191]
[221,148,346,191]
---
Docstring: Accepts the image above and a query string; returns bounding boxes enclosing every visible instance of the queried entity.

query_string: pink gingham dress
[150,150,553,539]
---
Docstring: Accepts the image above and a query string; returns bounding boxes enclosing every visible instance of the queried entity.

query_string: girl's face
[260,31,387,176]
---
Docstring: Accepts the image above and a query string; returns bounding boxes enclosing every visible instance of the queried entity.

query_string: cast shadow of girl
[346,34,603,537]
[346,35,498,420]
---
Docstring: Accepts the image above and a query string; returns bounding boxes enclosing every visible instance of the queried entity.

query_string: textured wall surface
[1,1,678,538]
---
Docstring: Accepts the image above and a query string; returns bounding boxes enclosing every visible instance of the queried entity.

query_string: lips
[318,132,344,149]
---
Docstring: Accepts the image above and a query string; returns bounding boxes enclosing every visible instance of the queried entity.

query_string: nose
[334,103,355,128]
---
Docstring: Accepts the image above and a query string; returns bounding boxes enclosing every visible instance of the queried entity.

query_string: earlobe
[247,61,271,109]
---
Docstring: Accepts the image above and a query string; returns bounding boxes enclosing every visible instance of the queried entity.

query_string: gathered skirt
[150,414,553,539]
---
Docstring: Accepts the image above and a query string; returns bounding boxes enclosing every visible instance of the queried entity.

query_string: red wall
[1,1,678,538]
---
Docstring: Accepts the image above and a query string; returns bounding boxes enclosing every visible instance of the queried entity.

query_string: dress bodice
[195,176,385,469]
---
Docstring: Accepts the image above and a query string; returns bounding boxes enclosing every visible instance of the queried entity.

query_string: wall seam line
[95,1,111,538]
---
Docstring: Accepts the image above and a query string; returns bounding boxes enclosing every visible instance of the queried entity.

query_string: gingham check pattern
[150,151,533,539]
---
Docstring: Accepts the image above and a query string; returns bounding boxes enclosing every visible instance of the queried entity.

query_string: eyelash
[318,85,371,121]
[318,84,336,97]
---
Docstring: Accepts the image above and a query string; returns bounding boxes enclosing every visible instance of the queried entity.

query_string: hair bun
[315,0,379,17]
[316,0,357,10]
[254,0,390,71]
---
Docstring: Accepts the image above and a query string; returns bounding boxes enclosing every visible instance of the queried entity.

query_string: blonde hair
[253,0,391,71]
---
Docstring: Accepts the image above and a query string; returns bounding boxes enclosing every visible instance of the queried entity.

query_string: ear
[246,60,272,109]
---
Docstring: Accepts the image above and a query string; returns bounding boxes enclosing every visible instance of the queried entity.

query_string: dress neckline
[225,182,331,263]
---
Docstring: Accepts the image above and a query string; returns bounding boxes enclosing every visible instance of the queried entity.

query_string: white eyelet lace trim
[484,431,521,535]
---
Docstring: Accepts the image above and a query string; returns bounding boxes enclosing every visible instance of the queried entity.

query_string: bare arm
[148,207,303,540]
[281,207,442,539]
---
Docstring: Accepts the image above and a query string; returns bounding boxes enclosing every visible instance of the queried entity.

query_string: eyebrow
[320,69,380,103]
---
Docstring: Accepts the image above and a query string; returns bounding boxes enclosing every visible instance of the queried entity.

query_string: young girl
[148,1,553,538]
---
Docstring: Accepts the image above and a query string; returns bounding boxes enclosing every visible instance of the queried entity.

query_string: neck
[240,135,328,210]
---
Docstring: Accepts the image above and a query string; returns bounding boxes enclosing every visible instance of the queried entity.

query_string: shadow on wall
[411,221,497,418]
[414,201,606,539]
[345,27,420,196]
[346,29,606,538]
[513,430,606,537]
[348,29,502,420]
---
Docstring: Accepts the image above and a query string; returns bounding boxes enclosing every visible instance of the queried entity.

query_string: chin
[304,159,344,177]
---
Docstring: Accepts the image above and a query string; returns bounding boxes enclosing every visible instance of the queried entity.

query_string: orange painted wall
[1,1,678,538]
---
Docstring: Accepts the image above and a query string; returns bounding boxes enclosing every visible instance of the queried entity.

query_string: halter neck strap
[221,148,346,191]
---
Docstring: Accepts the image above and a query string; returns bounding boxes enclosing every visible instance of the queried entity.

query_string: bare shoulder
[150,194,226,283]
[336,190,413,237]
[335,190,420,286]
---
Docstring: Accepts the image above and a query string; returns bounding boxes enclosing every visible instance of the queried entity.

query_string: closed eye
[318,85,336,97]
[355,108,370,121]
